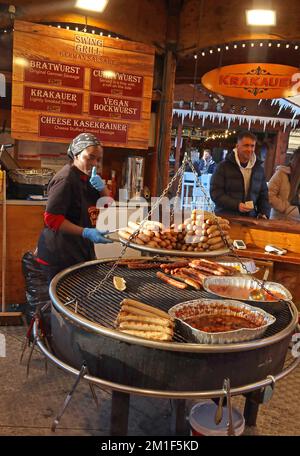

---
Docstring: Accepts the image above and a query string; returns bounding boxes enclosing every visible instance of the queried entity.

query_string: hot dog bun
[117,299,174,341]
[119,329,172,341]
[121,298,170,319]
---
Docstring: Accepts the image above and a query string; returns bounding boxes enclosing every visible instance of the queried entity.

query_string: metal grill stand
[32,317,300,435]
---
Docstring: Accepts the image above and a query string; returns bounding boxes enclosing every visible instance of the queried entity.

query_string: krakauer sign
[202,63,300,99]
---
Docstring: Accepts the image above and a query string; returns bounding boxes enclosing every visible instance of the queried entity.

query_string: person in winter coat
[210,131,270,218]
[268,148,300,220]
[193,150,216,175]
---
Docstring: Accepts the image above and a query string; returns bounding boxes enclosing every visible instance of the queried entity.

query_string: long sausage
[127,262,162,269]
[156,271,187,289]
[159,261,189,270]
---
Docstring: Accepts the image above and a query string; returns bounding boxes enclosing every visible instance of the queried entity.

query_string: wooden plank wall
[0,204,45,306]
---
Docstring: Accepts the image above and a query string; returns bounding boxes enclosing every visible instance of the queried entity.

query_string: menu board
[12,21,155,149]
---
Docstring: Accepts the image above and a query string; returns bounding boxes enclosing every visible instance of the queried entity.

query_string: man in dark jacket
[210,131,270,218]
[193,149,216,175]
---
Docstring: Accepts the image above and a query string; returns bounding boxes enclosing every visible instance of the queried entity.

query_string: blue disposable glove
[82,228,113,244]
[89,166,105,192]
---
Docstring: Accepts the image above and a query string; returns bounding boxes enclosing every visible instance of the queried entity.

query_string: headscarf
[67,133,101,159]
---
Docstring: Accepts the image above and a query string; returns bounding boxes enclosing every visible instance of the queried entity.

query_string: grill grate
[55,261,293,343]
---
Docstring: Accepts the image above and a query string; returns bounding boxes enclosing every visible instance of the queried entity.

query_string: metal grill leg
[110,391,130,436]
[244,391,260,426]
[170,399,188,435]
[26,337,37,377]
[51,363,87,432]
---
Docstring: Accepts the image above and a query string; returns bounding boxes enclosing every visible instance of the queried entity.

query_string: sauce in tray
[209,284,285,301]
[185,315,260,333]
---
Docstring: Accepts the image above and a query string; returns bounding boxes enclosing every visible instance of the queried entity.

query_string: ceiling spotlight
[246,9,276,26]
[295,45,299,50]
[92,30,95,33]
[234,44,237,49]
[194,54,197,59]
[286,44,290,48]
[75,0,109,13]
[277,43,281,47]
[66,25,69,29]
[225,45,229,50]
[57,25,61,28]
[209,49,213,54]
[202,52,205,56]
[268,43,272,47]
[260,42,263,46]
[217,47,221,52]
[75,27,79,31]
[242,43,246,48]
[251,43,254,47]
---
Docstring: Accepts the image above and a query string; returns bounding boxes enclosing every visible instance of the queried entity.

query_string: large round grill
[50,259,298,392]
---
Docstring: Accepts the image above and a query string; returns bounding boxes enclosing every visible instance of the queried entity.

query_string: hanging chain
[87,159,189,297]
[87,151,275,300]
[187,157,278,296]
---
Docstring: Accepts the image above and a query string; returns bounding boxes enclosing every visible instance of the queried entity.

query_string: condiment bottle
[111,170,117,200]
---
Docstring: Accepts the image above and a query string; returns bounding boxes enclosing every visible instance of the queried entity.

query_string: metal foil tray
[203,276,292,302]
[119,237,230,258]
[217,258,259,274]
[8,168,55,185]
[168,299,276,344]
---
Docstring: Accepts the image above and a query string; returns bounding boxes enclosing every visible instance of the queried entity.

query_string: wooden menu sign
[12,21,155,148]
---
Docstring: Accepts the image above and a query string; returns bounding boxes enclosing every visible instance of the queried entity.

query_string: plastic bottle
[107,179,113,198]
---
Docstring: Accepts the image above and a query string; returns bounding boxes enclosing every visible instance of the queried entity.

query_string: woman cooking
[36,132,113,283]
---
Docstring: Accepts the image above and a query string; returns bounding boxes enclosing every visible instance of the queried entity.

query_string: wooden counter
[1,207,300,309]
[0,201,45,306]
[227,215,300,308]
[0,200,145,306]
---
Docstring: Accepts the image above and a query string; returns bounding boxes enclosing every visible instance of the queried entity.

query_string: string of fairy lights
[0,23,124,39]
[173,128,237,141]
[191,39,300,58]
[204,130,237,141]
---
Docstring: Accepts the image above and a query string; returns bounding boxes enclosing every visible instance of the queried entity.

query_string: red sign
[24,86,83,114]
[202,63,300,99]
[24,59,84,88]
[89,94,141,120]
[90,69,144,97]
[39,115,128,143]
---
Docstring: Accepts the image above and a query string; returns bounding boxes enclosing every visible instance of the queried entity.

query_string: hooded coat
[210,150,270,217]
[268,165,300,220]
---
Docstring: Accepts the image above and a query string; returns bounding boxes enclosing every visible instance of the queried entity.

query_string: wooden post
[156,0,181,195]
[274,129,290,165]
[1,170,6,312]
[175,122,183,173]
[157,48,177,195]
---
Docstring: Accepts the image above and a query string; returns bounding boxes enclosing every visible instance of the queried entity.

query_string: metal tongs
[224,378,235,436]
[106,227,128,234]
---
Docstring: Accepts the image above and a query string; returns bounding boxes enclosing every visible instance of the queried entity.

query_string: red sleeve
[44,212,65,232]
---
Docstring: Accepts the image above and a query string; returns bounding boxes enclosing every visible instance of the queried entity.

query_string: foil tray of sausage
[168,299,276,344]
[203,276,292,302]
